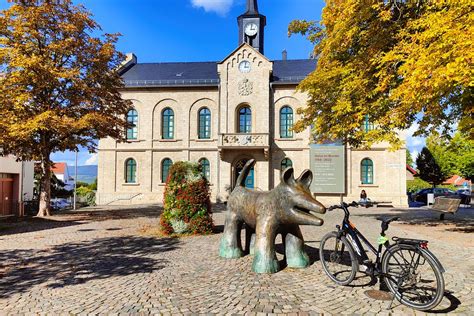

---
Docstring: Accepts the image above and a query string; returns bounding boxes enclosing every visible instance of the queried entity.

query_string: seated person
[360,190,371,207]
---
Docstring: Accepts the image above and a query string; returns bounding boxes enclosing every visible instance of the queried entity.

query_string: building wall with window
[97,2,408,207]
[0,156,34,216]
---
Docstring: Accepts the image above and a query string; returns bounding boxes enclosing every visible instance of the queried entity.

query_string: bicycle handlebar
[327,201,359,212]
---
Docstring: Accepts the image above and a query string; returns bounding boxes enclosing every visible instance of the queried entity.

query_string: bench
[359,200,393,208]
[426,197,461,220]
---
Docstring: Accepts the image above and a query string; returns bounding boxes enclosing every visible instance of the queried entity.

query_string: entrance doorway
[0,178,14,216]
[234,159,254,189]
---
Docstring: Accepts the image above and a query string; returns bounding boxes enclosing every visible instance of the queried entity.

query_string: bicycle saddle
[380,216,400,225]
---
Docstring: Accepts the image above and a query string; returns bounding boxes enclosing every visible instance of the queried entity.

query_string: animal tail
[235,159,256,188]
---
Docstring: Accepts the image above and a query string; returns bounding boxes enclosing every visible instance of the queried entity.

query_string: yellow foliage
[289,0,473,148]
[0,0,132,215]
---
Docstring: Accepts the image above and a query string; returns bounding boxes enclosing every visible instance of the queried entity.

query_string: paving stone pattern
[0,205,472,315]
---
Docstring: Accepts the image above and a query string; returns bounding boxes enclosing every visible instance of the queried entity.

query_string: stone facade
[97,3,408,207]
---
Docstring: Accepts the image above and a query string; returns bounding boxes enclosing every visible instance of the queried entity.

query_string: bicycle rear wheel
[382,244,444,311]
[319,231,358,285]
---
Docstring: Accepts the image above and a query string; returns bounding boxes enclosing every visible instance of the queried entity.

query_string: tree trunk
[37,158,52,217]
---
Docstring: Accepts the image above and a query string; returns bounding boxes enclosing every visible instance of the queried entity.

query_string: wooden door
[0,180,14,215]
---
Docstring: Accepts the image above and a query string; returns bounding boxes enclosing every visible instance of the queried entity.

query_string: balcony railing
[218,133,269,148]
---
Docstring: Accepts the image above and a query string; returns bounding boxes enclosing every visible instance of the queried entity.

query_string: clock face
[239,61,251,73]
[245,23,258,37]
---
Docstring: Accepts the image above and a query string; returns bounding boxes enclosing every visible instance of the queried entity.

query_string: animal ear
[281,167,295,186]
[297,169,313,188]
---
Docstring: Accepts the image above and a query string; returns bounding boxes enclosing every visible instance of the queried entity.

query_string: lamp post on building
[73,150,78,210]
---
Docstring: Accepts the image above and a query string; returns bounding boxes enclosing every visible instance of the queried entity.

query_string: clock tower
[238,0,266,54]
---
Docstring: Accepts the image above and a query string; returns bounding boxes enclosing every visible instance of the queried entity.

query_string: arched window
[362,114,374,132]
[361,158,374,184]
[199,158,210,180]
[125,158,137,183]
[161,158,173,183]
[238,106,252,133]
[198,108,211,139]
[281,158,293,171]
[126,109,138,140]
[235,159,254,189]
[280,106,293,138]
[162,108,174,139]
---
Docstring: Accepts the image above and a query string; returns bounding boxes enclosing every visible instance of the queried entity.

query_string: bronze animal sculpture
[219,159,326,273]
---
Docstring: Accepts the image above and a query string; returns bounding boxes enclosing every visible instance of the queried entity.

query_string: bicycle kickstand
[386,277,403,310]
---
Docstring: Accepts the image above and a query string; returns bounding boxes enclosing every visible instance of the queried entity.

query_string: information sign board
[309,144,346,194]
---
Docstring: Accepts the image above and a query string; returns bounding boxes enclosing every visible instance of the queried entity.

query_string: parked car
[413,188,459,205]
[456,189,472,204]
[456,188,471,196]
[51,198,72,211]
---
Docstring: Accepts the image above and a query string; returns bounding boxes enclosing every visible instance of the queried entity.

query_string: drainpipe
[20,161,24,216]
[74,150,78,210]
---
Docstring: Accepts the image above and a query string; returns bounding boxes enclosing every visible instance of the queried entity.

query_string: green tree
[425,131,474,181]
[0,0,131,216]
[288,0,473,148]
[406,149,413,167]
[76,181,90,189]
[416,147,448,187]
[89,178,98,191]
[426,132,455,178]
[447,132,474,180]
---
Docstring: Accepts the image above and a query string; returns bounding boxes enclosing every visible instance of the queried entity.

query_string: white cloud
[84,153,98,166]
[405,122,426,150]
[191,0,235,16]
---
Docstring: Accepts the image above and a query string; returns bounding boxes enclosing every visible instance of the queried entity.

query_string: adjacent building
[0,156,34,216]
[97,0,408,207]
[51,162,74,191]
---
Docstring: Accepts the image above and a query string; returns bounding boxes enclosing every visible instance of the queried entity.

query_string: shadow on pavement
[354,207,474,234]
[0,205,163,236]
[430,291,462,313]
[0,235,179,298]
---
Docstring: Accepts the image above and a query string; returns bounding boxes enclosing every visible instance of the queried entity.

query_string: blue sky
[1,0,424,166]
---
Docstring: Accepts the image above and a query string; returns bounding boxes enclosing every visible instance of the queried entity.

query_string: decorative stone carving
[221,134,268,147]
[219,159,327,273]
[238,79,253,96]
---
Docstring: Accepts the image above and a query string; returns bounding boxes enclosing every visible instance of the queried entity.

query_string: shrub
[160,161,213,235]
[76,186,96,206]
[407,178,431,193]
[407,178,458,193]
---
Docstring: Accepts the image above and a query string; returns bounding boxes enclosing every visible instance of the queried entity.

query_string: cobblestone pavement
[0,204,472,315]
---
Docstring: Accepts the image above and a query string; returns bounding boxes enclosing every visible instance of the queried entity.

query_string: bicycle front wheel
[319,231,358,285]
[382,244,445,311]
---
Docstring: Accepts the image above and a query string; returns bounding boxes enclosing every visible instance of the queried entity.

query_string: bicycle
[319,201,445,311]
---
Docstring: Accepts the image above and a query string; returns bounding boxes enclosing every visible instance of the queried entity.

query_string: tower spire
[245,0,259,14]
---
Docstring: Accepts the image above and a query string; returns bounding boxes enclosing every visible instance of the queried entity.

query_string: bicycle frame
[333,202,445,276]
[334,203,389,273]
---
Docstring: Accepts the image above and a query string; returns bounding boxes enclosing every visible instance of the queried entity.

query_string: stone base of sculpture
[219,159,326,273]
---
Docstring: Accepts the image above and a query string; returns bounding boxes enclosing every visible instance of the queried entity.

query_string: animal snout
[309,200,326,215]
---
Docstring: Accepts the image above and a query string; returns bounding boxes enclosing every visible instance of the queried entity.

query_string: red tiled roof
[51,162,67,174]
[443,175,472,186]
[406,164,418,175]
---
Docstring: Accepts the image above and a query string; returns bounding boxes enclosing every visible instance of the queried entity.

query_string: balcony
[218,133,270,158]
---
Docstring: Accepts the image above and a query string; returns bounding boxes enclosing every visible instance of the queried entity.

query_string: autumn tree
[416,147,448,187]
[289,0,473,148]
[0,0,131,216]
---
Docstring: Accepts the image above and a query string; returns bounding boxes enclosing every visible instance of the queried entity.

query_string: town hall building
[97,0,408,207]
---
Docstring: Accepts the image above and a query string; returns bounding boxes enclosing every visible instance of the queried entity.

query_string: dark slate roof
[121,62,219,87]
[121,59,316,88]
[272,59,317,84]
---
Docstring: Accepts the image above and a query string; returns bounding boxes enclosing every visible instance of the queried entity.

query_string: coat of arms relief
[238,79,253,96]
